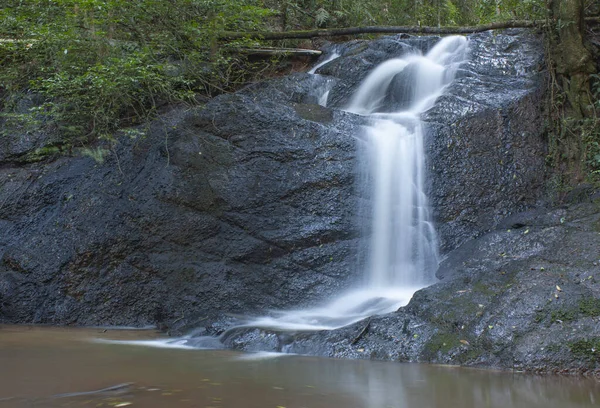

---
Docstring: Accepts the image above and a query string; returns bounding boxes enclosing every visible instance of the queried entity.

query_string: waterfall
[241,36,468,331]
[353,36,467,288]
[102,36,470,353]
[308,52,340,75]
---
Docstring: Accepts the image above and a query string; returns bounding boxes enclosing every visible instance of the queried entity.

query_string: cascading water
[308,52,340,75]
[350,36,467,289]
[309,52,340,107]
[101,36,469,350]
[243,36,469,331]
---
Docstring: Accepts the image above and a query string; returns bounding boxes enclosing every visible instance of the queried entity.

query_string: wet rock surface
[424,29,547,252]
[219,200,600,375]
[3,28,594,374]
[0,87,365,327]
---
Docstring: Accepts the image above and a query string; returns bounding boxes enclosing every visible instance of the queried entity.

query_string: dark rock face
[0,28,565,375]
[0,94,62,164]
[0,89,365,327]
[234,201,599,375]
[423,29,547,252]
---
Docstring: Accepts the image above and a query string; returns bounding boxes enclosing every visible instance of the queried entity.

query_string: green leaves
[315,8,331,27]
[0,0,564,147]
[0,0,274,143]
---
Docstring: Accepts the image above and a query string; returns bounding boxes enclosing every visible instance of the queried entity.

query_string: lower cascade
[241,36,469,332]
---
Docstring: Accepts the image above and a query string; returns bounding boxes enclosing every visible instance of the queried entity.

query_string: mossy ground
[569,338,600,362]
[423,332,462,358]
[549,297,600,323]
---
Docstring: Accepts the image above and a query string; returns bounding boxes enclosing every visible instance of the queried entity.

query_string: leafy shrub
[0,0,275,142]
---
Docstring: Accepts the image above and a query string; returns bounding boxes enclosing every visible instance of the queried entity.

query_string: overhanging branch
[219,20,541,41]
[219,17,600,41]
[235,47,322,57]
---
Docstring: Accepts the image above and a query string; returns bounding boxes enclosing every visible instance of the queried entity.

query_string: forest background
[0,0,598,181]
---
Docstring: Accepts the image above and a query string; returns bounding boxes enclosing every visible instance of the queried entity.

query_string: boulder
[0,29,551,352]
[222,201,600,375]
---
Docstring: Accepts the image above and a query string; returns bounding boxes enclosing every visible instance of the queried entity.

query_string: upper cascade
[347,36,468,116]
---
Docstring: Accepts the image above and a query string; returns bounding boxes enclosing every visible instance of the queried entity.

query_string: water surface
[1,325,598,408]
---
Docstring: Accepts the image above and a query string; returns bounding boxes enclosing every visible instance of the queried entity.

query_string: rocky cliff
[225,200,600,375]
[0,87,364,326]
[3,28,595,374]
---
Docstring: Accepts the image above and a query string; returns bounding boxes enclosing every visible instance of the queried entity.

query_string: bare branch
[219,20,543,41]
[219,17,600,41]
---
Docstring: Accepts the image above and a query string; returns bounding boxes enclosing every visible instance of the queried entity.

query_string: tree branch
[235,47,322,57]
[219,17,600,41]
[219,20,542,41]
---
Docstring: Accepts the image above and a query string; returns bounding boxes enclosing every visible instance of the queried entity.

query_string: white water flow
[246,37,468,332]
[244,36,467,330]
[309,52,340,106]
[350,37,467,288]
[242,37,468,332]
[309,52,340,74]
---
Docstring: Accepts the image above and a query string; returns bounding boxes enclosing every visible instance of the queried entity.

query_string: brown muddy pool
[0,325,598,407]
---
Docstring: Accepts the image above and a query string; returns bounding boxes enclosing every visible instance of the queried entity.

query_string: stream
[1,325,598,408]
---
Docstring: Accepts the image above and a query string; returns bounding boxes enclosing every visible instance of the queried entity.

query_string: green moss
[534,310,546,323]
[424,332,461,357]
[293,103,333,124]
[460,346,484,363]
[551,308,577,323]
[428,296,480,331]
[546,297,600,324]
[545,343,563,353]
[569,338,600,362]
[579,298,600,317]
[25,145,63,162]
[472,282,496,296]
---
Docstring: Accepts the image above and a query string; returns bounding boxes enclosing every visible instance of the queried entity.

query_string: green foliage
[0,0,275,143]
[0,0,586,151]
[81,147,110,163]
[25,145,64,162]
[549,73,600,183]
[269,0,546,30]
[445,1,460,25]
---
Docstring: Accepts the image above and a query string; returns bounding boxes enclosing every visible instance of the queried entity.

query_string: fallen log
[219,17,600,41]
[236,47,322,57]
[219,20,540,41]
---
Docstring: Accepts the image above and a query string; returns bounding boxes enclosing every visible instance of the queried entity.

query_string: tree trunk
[547,0,597,180]
[548,0,595,118]
[235,47,322,57]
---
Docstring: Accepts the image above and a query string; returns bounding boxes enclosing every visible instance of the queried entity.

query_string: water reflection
[0,326,598,408]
